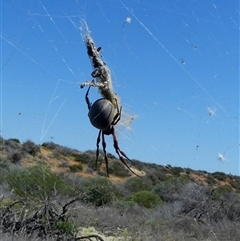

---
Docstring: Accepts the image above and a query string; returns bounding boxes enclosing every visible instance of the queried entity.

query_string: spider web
[1,0,239,175]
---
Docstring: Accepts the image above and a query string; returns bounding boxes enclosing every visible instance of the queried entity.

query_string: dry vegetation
[0,137,240,241]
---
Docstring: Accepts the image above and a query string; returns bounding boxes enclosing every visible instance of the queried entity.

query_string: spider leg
[96,130,102,169]
[112,106,122,126]
[112,128,141,177]
[111,101,122,126]
[85,85,92,110]
[101,132,109,177]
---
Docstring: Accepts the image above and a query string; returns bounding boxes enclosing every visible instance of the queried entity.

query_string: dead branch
[0,197,105,241]
[76,234,105,241]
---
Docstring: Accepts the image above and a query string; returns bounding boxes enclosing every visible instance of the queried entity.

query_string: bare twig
[76,234,105,241]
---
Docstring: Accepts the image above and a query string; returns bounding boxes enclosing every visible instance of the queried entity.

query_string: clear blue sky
[1,0,239,175]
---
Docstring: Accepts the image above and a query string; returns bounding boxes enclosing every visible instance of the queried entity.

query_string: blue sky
[1,0,239,175]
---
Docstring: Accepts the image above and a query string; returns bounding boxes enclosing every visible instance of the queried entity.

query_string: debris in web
[123,17,131,27]
[207,107,217,117]
[80,20,120,111]
[217,153,228,163]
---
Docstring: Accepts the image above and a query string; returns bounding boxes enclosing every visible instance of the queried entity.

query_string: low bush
[118,177,152,196]
[53,220,77,235]
[229,179,240,191]
[79,177,118,206]
[0,158,10,184]
[41,141,58,150]
[212,185,233,201]
[108,159,131,177]
[124,190,163,208]
[152,176,190,202]
[74,153,91,164]
[107,153,117,159]
[206,174,217,186]
[85,167,94,174]
[57,145,76,156]
[51,149,62,159]
[22,140,40,156]
[4,139,22,161]
[212,171,227,181]
[86,159,96,171]
[9,151,22,163]
[171,166,184,176]
[145,166,169,182]
[7,138,20,143]
[6,165,73,199]
[69,164,83,172]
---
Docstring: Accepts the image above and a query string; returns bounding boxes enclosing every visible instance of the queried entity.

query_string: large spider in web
[85,85,140,177]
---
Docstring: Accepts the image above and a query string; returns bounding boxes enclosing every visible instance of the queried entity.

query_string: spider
[85,85,140,177]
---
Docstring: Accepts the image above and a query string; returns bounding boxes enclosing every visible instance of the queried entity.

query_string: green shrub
[85,167,94,174]
[7,138,20,143]
[154,171,169,182]
[53,221,77,235]
[206,175,217,186]
[145,174,159,186]
[229,179,240,191]
[79,177,118,206]
[5,139,21,153]
[41,141,57,150]
[51,149,62,159]
[57,145,76,156]
[0,158,10,184]
[0,158,9,169]
[74,153,90,163]
[107,153,116,159]
[146,166,169,182]
[9,151,22,163]
[124,191,163,208]
[97,169,108,177]
[108,159,131,177]
[122,177,151,194]
[69,164,83,172]
[22,140,39,156]
[212,185,233,200]
[7,165,73,199]
[152,176,190,202]
[185,167,193,173]
[171,166,184,176]
[42,142,76,156]
[88,158,102,170]
[212,171,227,181]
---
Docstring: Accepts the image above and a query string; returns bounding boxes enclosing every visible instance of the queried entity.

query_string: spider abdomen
[88,98,115,130]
